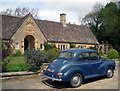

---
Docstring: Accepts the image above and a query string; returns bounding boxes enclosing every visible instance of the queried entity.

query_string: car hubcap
[107,69,113,77]
[72,76,80,85]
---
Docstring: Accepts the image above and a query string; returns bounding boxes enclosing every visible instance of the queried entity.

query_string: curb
[1,71,40,77]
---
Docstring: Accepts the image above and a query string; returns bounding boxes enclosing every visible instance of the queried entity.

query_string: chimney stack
[60,13,66,27]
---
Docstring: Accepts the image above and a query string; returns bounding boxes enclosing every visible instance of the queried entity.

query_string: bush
[9,54,14,57]
[24,49,51,71]
[16,50,22,56]
[88,47,98,51]
[44,41,56,51]
[2,57,11,72]
[99,50,103,55]
[6,62,28,72]
[2,56,29,72]
[47,48,61,60]
[69,43,75,48]
[107,49,119,59]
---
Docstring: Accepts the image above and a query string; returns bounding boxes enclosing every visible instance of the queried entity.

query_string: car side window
[90,52,100,60]
[78,52,90,61]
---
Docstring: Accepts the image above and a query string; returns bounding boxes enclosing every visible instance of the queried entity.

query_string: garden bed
[2,56,28,72]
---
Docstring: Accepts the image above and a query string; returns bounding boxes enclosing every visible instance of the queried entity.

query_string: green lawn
[8,56,26,65]
[4,56,28,72]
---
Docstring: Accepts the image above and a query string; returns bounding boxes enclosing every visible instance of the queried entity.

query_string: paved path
[2,67,119,89]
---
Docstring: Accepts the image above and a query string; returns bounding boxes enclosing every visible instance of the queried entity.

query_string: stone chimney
[60,13,66,27]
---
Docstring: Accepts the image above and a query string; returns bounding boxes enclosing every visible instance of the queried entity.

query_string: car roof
[62,48,97,54]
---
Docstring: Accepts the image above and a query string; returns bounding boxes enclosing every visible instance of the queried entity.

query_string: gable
[11,13,47,43]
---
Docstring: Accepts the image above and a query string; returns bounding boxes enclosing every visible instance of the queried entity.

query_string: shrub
[2,57,11,72]
[69,43,75,48]
[107,49,119,59]
[6,62,28,72]
[88,47,98,51]
[44,41,56,51]
[16,50,22,56]
[99,50,103,55]
[47,48,61,60]
[24,49,50,71]
[9,54,14,57]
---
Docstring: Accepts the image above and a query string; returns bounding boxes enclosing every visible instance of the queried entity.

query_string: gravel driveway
[2,67,119,89]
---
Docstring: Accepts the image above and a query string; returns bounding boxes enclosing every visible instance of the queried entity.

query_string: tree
[81,3,104,42]
[99,2,120,53]
[0,7,39,18]
[81,2,120,53]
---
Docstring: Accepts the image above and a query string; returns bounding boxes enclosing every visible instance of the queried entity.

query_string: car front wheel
[70,73,82,88]
[106,67,114,78]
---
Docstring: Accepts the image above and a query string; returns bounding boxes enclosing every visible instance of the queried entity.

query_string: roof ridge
[2,14,22,18]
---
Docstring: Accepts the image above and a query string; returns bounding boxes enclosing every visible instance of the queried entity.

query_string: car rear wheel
[106,67,114,78]
[70,73,82,88]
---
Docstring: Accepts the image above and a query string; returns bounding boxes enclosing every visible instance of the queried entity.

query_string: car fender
[97,61,115,75]
[62,66,84,82]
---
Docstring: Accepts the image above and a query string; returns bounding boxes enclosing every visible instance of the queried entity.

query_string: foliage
[2,57,11,72]
[82,2,120,53]
[47,48,61,60]
[44,41,56,51]
[2,56,28,72]
[107,49,119,59]
[24,49,52,71]
[2,41,12,60]
[88,47,98,51]
[99,50,103,55]
[69,43,75,48]
[24,47,61,71]
[0,7,39,18]
[16,50,22,56]
[9,54,15,57]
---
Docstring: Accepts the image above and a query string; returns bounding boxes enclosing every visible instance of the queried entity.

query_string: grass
[4,56,28,72]
[8,56,26,65]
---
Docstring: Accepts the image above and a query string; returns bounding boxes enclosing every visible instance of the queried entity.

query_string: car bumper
[43,74,62,81]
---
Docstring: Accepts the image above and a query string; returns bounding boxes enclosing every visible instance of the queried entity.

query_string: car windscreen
[58,51,74,59]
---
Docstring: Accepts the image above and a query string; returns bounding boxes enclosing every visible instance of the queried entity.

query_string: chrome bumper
[43,74,62,81]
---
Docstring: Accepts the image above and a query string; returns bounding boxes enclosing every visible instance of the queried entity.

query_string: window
[40,44,43,49]
[15,43,19,49]
[90,52,100,60]
[78,45,80,48]
[61,45,62,50]
[59,52,74,59]
[66,45,68,49]
[78,52,90,61]
[58,45,61,49]
[63,45,65,50]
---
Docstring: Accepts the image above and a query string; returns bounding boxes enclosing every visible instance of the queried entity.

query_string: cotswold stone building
[2,13,99,54]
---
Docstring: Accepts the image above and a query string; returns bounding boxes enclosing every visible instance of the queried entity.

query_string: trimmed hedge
[107,49,119,59]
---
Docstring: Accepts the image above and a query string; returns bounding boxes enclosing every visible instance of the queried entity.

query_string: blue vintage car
[43,48,115,87]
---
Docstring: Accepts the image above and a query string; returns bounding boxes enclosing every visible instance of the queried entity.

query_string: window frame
[78,52,90,61]
[90,52,101,61]
[15,43,19,49]
[40,44,43,49]
[58,51,74,60]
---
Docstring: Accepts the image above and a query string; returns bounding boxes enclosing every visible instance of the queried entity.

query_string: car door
[78,52,91,77]
[89,52,103,76]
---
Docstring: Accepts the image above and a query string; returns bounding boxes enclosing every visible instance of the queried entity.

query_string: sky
[0,0,112,25]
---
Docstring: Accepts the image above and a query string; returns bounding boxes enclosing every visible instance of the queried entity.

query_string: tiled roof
[2,14,99,44]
